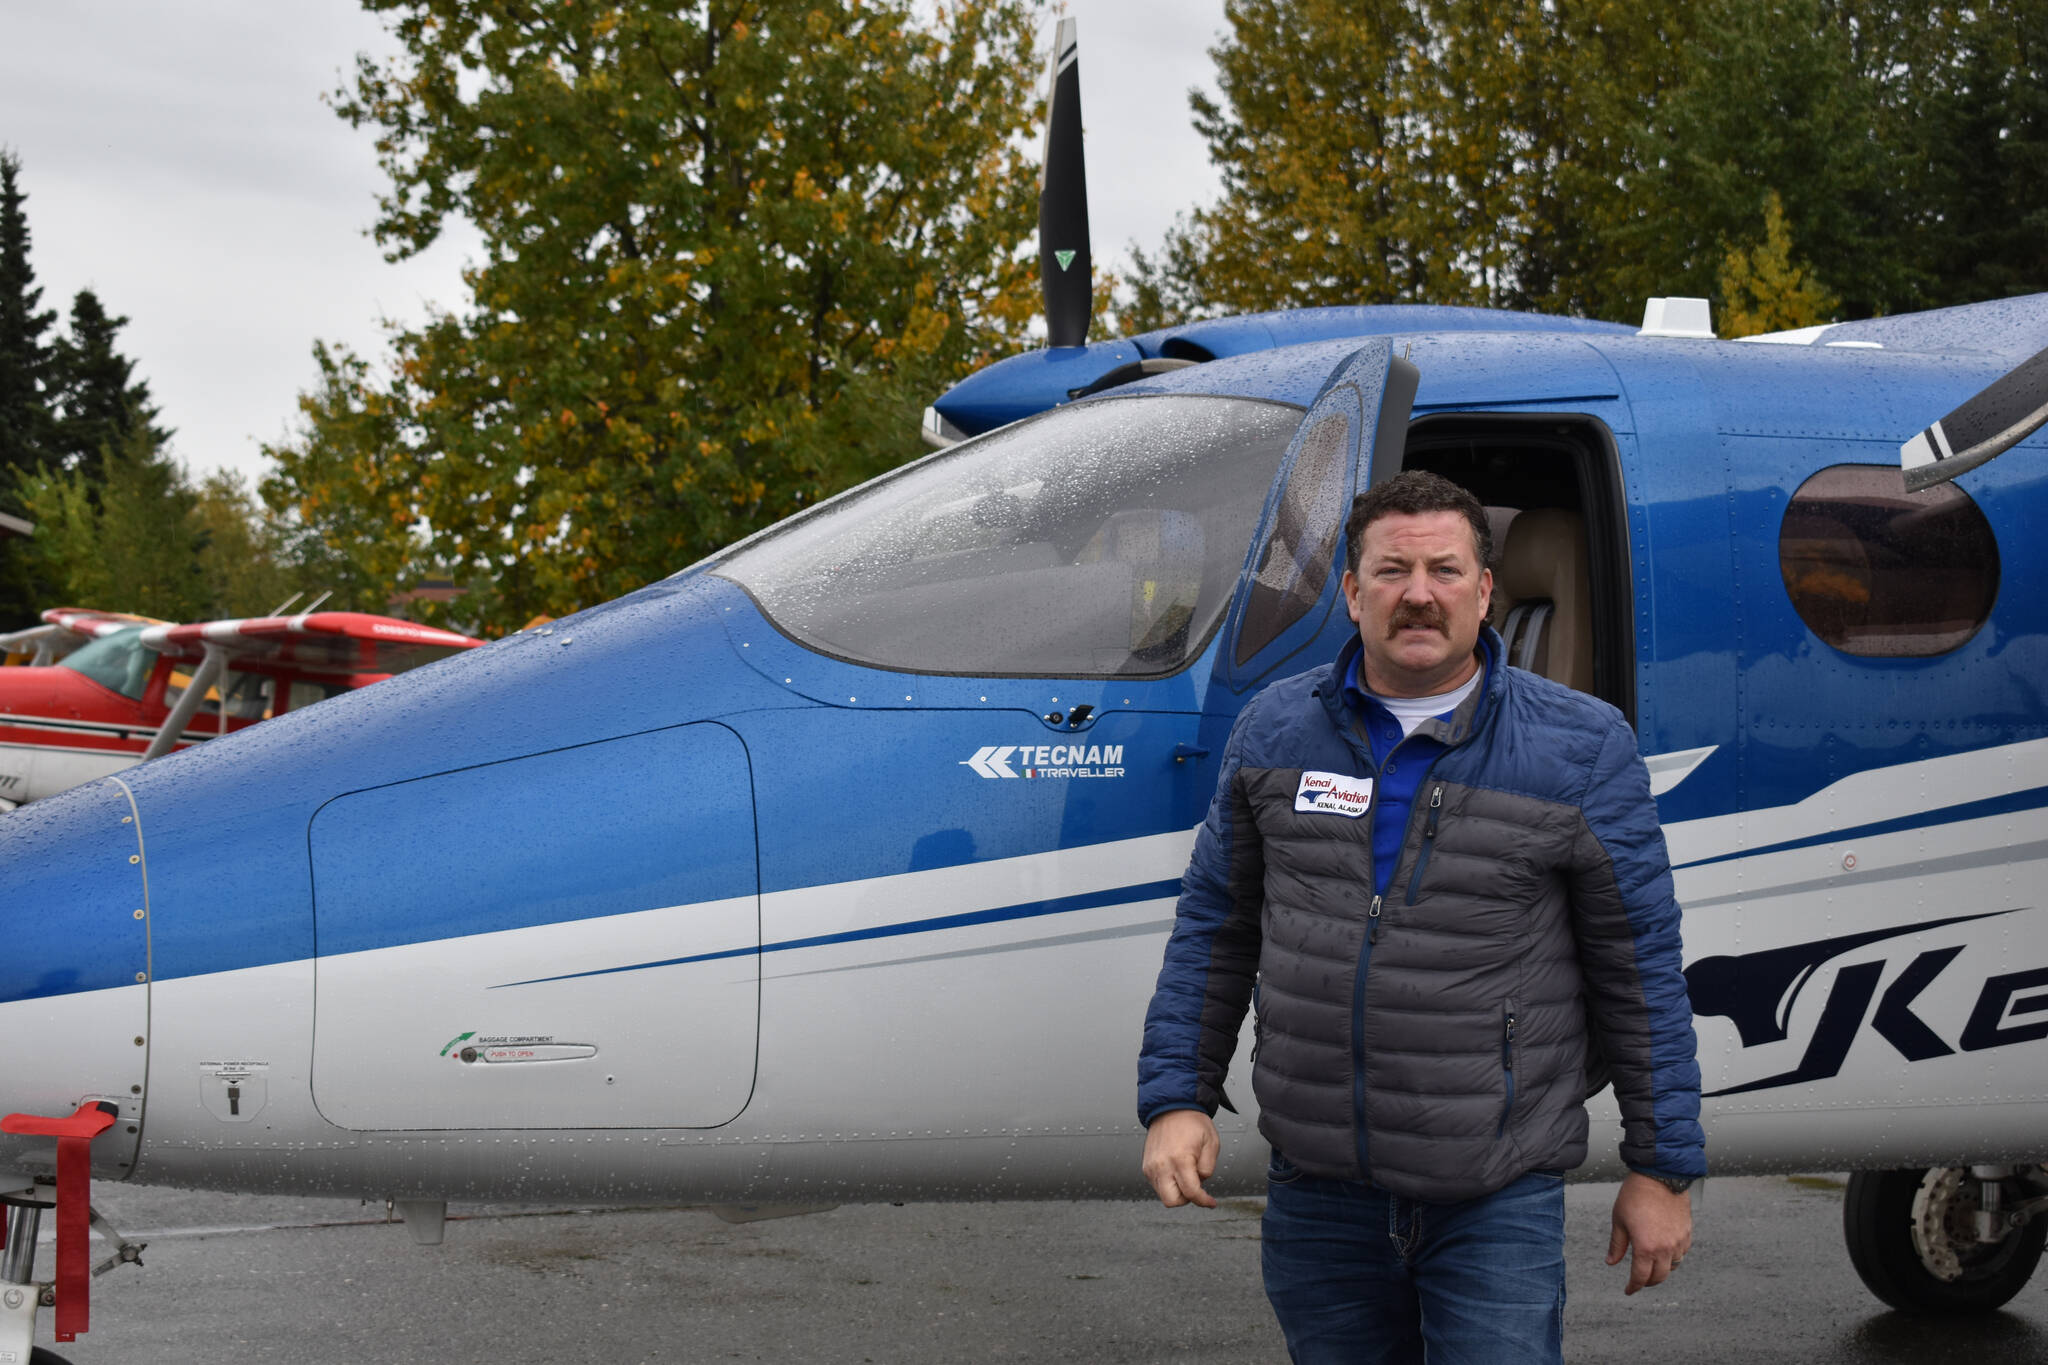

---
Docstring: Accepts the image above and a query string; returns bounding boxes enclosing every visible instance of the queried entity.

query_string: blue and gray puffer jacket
[1138,629,1705,1201]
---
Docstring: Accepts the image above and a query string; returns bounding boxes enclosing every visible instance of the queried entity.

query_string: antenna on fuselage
[1039,17,1091,349]
[1901,344,2048,492]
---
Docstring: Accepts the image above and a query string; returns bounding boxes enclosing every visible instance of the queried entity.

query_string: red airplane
[0,607,481,810]
[0,608,162,666]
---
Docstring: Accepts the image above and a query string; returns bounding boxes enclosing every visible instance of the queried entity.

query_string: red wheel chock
[2,1101,118,1341]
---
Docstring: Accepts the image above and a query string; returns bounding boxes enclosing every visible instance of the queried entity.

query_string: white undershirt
[1366,671,1482,738]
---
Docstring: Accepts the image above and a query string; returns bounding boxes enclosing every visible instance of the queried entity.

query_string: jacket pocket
[1267,1148,1304,1185]
[1497,1000,1519,1138]
[1404,784,1445,905]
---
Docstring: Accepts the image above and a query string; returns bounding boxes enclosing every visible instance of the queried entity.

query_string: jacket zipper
[1329,651,1491,1181]
[1352,759,1384,1177]
[1353,738,1438,1170]
[1497,1002,1518,1137]
[1404,784,1445,905]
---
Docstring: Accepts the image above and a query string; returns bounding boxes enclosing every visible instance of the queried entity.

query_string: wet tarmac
[22,1174,2048,1363]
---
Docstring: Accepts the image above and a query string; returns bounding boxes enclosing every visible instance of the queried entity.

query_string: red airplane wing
[41,608,165,640]
[139,613,482,676]
[3,609,164,665]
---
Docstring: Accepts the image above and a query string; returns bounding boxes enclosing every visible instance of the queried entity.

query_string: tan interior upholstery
[1493,507,1593,693]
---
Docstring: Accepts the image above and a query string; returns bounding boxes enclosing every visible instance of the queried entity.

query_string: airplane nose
[0,778,151,1183]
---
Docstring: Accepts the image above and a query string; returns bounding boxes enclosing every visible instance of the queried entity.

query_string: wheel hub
[1911,1168,1973,1282]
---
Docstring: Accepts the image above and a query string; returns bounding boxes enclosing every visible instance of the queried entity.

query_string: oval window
[1779,464,1998,657]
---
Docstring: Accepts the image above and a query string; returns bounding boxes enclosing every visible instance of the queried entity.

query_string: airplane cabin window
[286,678,345,713]
[219,671,274,721]
[715,395,1299,676]
[1234,411,1350,665]
[56,626,155,700]
[161,671,204,713]
[1780,464,1998,657]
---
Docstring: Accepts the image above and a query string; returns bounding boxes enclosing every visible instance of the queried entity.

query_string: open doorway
[1399,414,1635,722]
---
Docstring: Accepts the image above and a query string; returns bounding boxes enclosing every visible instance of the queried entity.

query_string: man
[1137,470,1703,1363]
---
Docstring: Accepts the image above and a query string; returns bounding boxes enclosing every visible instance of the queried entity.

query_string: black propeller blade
[1039,17,1091,349]
[1901,342,2048,492]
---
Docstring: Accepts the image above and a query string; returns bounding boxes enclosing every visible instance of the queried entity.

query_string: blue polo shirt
[1341,655,1467,896]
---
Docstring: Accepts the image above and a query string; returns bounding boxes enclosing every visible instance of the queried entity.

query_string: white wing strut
[140,644,229,762]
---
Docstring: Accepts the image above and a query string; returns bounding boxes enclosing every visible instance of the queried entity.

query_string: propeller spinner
[1039,17,1091,349]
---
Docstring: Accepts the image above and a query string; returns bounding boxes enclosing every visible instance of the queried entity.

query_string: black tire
[1844,1167,2048,1315]
[31,1350,74,1364]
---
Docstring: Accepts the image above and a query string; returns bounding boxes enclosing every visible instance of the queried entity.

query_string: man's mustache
[1386,603,1448,637]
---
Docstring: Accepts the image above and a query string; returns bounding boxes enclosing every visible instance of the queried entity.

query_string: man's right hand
[1141,1108,1220,1208]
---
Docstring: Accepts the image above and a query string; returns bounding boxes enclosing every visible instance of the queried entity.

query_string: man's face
[1341,509,1492,698]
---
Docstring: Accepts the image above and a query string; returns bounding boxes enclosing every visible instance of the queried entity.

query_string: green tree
[1622,0,1901,318]
[0,151,56,492]
[1718,191,1840,337]
[49,289,167,485]
[269,0,1042,632]
[1134,0,2045,329]
[15,433,340,624]
[260,342,422,617]
[1166,0,1475,314]
[0,161,177,625]
[1118,217,1209,336]
[15,422,209,621]
[192,470,307,619]
[1478,0,1702,319]
[1895,3,2048,306]
[1127,0,1699,321]
[0,152,57,626]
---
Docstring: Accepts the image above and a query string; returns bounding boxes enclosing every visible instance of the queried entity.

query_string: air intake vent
[1066,356,1199,400]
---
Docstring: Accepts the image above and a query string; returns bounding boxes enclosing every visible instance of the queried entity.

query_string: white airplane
[4,20,2048,1359]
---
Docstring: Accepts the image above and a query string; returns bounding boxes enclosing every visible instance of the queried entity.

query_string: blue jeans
[1261,1151,1565,1365]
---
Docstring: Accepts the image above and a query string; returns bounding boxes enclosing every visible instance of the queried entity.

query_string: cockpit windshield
[715,395,1300,677]
[57,626,156,700]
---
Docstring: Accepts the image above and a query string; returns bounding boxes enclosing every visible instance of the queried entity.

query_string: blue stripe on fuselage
[1670,785,2048,871]
[490,876,1185,989]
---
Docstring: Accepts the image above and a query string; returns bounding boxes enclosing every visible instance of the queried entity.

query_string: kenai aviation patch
[1296,770,1372,817]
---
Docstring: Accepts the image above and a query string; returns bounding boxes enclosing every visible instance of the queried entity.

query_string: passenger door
[1216,338,1418,695]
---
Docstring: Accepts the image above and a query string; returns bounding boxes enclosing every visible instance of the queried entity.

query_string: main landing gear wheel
[1845,1167,2048,1314]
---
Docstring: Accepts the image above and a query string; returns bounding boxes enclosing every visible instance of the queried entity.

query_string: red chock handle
[1,1102,119,1341]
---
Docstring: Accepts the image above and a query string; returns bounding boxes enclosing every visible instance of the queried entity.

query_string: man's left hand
[1606,1172,1693,1294]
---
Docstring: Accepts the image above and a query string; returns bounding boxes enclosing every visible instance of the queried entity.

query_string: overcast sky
[0,1,1228,490]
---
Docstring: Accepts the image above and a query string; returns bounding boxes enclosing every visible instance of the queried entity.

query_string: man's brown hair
[1343,470,1492,575]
